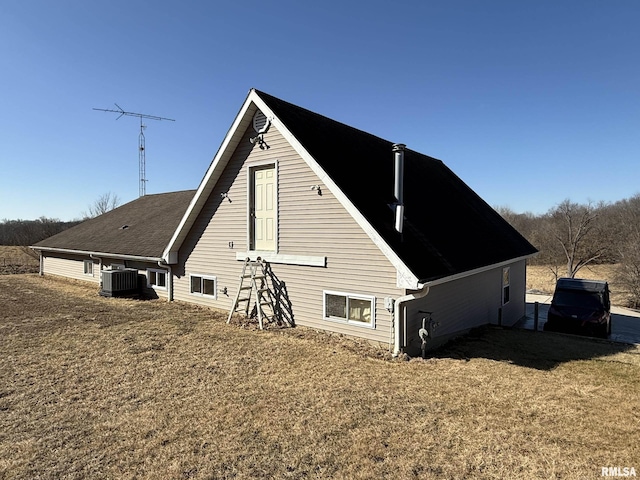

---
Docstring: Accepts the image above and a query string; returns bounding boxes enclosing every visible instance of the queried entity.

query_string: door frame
[246,160,278,252]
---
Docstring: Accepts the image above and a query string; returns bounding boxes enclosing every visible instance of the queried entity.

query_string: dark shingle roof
[34,190,196,259]
[256,90,537,282]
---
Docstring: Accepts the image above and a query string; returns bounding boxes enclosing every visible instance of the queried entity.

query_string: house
[33,89,537,355]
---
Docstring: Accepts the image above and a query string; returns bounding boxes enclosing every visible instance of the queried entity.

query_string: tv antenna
[93,103,175,197]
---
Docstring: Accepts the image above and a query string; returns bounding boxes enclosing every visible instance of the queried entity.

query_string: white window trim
[147,268,168,290]
[502,266,510,306]
[323,290,376,329]
[189,274,217,299]
[83,260,94,276]
[246,159,279,254]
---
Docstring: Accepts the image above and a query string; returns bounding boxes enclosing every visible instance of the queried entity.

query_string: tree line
[497,193,640,307]
[0,193,121,247]
[0,218,82,246]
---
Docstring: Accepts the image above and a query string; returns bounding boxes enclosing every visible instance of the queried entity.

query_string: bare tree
[494,206,538,243]
[84,192,121,219]
[614,194,640,308]
[546,199,609,278]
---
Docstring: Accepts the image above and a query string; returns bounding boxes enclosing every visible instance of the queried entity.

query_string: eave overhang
[31,246,165,264]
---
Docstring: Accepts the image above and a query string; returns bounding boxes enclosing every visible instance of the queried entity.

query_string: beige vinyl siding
[42,253,168,299]
[42,253,100,283]
[174,119,403,345]
[404,260,527,353]
[501,259,527,324]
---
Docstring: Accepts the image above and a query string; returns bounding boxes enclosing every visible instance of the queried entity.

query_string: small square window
[203,278,216,296]
[323,291,374,327]
[147,269,167,290]
[191,275,202,294]
[325,293,347,318]
[83,260,93,276]
[349,297,372,323]
[189,274,217,299]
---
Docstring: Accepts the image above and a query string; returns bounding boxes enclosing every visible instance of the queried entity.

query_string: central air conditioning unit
[100,268,140,297]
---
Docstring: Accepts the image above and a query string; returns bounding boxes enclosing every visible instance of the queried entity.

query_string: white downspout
[39,251,43,276]
[90,254,102,273]
[90,254,102,287]
[393,285,430,356]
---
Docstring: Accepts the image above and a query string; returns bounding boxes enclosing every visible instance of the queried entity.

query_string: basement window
[83,260,93,276]
[190,274,217,299]
[147,269,167,290]
[323,291,375,328]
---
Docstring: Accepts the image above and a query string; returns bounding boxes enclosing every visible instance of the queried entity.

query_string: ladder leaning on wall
[227,257,276,329]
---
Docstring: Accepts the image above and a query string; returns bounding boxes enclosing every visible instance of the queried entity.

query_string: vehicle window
[553,290,604,309]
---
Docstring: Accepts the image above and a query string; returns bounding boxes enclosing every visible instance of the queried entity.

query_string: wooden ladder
[227,257,276,329]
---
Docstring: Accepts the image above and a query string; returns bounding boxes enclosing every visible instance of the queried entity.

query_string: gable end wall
[173,121,404,345]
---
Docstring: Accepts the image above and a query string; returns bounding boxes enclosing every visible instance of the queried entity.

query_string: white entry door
[252,165,276,251]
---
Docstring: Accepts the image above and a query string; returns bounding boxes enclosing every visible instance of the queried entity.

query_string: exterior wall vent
[253,110,268,133]
[100,268,140,297]
[250,110,271,148]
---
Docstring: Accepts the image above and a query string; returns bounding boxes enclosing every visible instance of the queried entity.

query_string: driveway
[518,293,640,345]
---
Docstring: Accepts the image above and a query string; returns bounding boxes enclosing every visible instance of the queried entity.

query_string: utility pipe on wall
[393,284,430,356]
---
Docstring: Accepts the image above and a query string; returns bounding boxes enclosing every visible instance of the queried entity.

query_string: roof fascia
[31,246,164,264]
[417,253,537,290]
[162,90,259,262]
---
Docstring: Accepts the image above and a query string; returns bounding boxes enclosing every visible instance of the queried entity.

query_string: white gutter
[31,246,163,264]
[393,284,430,356]
[418,254,535,288]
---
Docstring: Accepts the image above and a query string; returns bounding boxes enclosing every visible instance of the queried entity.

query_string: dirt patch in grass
[1,275,639,479]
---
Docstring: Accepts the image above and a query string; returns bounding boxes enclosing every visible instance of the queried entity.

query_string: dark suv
[543,278,611,338]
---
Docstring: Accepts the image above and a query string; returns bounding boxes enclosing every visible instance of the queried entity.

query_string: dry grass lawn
[1,274,639,479]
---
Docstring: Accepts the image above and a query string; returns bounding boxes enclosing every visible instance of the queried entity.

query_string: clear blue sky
[1,1,639,221]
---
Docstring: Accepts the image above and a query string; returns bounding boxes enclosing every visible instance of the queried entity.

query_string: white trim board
[236,252,326,267]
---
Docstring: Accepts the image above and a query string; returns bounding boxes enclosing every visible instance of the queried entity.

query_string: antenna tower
[93,103,175,196]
